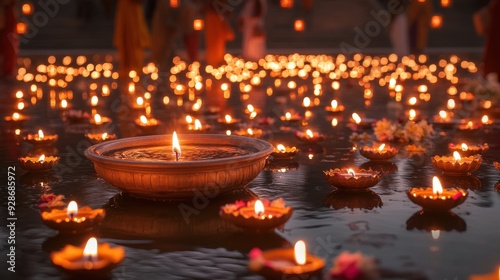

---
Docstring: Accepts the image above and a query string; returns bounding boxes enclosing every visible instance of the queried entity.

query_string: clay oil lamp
[18,154,60,172]
[457,120,481,131]
[248,240,325,279]
[325,99,345,114]
[481,114,493,126]
[295,129,325,144]
[4,112,29,126]
[41,201,105,234]
[432,110,457,129]
[234,127,263,138]
[280,111,302,126]
[432,151,482,175]
[270,144,297,160]
[323,168,381,190]
[187,119,211,133]
[349,112,373,130]
[218,114,240,130]
[23,129,58,146]
[359,143,398,161]
[50,237,125,277]
[448,143,489,156]
[134,115,160,134]
[84,132,117,144]
[407,176,467,212]
[219,198,293,231]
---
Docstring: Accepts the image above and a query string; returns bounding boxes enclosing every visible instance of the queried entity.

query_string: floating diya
[448,143,489,156]
[457,120,481,131]
[295,129,325,143]
[23,129,58,146]
[270,144,297,159]
[431,110,458,129]
[359,143,398,161]
[18,154,60,172]
[4,112,29,125]
[50,237,125,276]
[219,198,293,231]
[41,201,105,233]
[325,99,345,114]
[248,240,325,279]
[323,168,381,190]
[406,176,467,212]
[84,132,117,144]
[432,151,482,175]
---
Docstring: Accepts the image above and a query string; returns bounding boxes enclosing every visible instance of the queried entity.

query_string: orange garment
[204,9,231,67]
[113,0,151,76]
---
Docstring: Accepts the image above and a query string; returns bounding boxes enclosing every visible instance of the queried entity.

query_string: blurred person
[407,0,432,53]
[113,0,151,77]
[238,0,267,62]
[389,0,409,56]
[484,0,500,80]
[0,0,18,80]
[204,0,234,67]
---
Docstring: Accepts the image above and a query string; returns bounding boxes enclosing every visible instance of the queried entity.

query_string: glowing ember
[83,237,98,262]
[67,201,78,218]
[432,176,443,195]
[294,240,306,265]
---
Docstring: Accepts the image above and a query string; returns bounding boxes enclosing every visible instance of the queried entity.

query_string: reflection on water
[359,160,398,174]
[323,189,382,210]
[406,210,466,232]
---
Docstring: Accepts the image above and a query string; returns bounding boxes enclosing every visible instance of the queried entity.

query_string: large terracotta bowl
[84,134,273,199]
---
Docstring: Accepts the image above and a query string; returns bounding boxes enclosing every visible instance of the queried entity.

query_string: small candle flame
[378,143,386,151]
[140,115,148,125]
[347,168,355,177]
[61,99,68,108]
[466,121,473,129]
[294,240,306,265]
[247,104,254,113]
[83,237,98,262]
[306,129,314,139]
[225,114,232,124]
[38,154,45,163]
[447,99,455,110]
[303,97,311,107]
[38,129,44,139]
[331,100,338,109]
[128,82,135,93]
[101,133,108,141]
[481,115,489,124]
[91,96,98,106]
[431,230,440,240]
[277,144,286,152]
[352,113,361,124]
[172,132,181,161]
[247,128,254,136]
[12,112,20,121]
[67,201,78,218]
[186,115,193,124]
[254,200,265,216]
[432,176,443,195]
[285,112,291,121]
[439,110,447,119]
[331,118,338,127]
[461,143,468,151]
[136,97,144,106]
[409,109,416,120]
[226,130,231,136]
[409,97,417,105]
[194,119,202,130]
[192,102,201,111]
[94,114,102,125]
[453,151,461,161]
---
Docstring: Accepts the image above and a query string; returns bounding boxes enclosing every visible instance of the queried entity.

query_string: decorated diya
[248,241,325,279]
[85,132,117,144]
[23,130,58,146]
[51,237,125,276]
[407,176,468,212]
[41,201,105,233]
[295,129,325,143]
[325,99,345,114]
[219,198,293,231]
[448,143,489,156]
[18,154,59,172]
[432,151,482,175]
[324,168,381,190]
[359,143,398,161]
[84,133,273,199]
[270,144,298,159]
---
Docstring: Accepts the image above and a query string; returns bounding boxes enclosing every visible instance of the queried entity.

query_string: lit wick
[172,132,181,161]
[254,200,265,218]
[83,237,98,263]
[67,201,78,220]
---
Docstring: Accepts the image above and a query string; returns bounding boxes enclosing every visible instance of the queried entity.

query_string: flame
[128,82,135,93]
[481,115,489,124]
[254,200,265,216]
[352,113,361,124]
[136,97,144,106]
[102,85,110,96]
[461,143,468,151]
[277,144,286,152]
[172,132,181,159]
[91,96,98,106]
[247,128,254,136]
[101,133,108,140]
[94,114,102,125]
[247,104,254,113]
[447,99,455,110]
[439,110,447,119]
[194,119,202,130]
[61,99,68,108]
[12,112,20,120]
[331,100,338,109]
[140,115,149,125]
[347,168,355,177]
[186,115,193,124]
[285,112,291,120]
[225,114,232,123]
[466,121,473,129]
[453,151,461,161]
[294,240,306,265]
[409,109,416,120]
[303,97,311,107]
[67,201,78,218]
[306,129,314,139]
[431,230,440,240]
[409,97,417,105]
[378,144,386,151]
[226,130,231,136]
[83,237,98,262]
[192,102,201,111]
[432,176,443,195]
[38,154,45,162]
[331,118,338,127]
[38,129,44,139]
